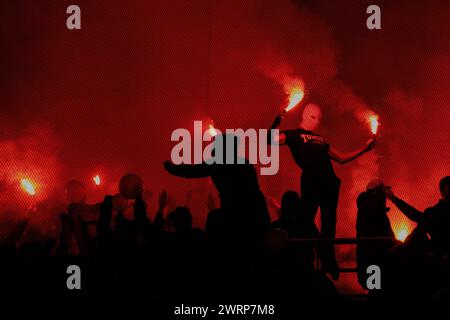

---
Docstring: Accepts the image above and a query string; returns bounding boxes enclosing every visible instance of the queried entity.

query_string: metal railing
[289,236,395,297]
[290,236,394,271]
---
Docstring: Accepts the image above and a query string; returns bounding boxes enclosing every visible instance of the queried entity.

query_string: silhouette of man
[164,134,270,244]
[269,103,377,280]
[271,190,318,239]
[386,176,450,258]
[65,180,100,255]
[382,178,450,299]
[356,179,399,289]
[270,190,320,268]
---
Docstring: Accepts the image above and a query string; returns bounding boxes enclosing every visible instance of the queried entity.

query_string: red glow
[1,0,447,298]
[283,77,305,112]
[93,174,101,186]
[285,86,305,112]
[20,178,36,196]
[208,124,218,137]
[393,222,411,242]
[369,115,379,135]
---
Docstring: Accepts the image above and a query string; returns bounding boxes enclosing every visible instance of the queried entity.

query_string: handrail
[289,236,394,244]
[288,236,395,294]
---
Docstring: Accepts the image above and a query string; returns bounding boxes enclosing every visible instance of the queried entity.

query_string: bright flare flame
[93,175,101,186]
[369,115,379,135]
[20,179,36,196]
[208,124,218,137]
[394,223,411,242]
[285,87,305,112]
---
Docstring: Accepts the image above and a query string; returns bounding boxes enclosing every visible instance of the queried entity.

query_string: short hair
[439,176,450,192]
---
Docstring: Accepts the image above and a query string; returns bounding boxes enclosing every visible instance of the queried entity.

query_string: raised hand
[366,136,377,151]
[384,186,395,200]
[158,190,169,211]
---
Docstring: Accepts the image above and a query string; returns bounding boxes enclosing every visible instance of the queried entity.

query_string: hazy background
[1,0,449,292]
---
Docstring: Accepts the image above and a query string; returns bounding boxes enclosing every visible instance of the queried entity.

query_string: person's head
[300,103,322,131]
[366,178,386,193]
[280,190,302,219]
[119,174,144,199]
[167,206,192,233]
[439,176,450,202]
[365,178,390,203]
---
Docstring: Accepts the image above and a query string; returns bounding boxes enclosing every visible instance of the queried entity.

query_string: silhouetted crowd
[0,171,448,299]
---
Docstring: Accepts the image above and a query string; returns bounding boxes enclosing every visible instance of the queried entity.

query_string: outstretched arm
[164,160,211,178]
[385,189,424,223]
[329,137,376,164]
[267,110,287,145]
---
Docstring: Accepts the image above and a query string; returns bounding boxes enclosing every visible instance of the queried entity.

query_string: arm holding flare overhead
[268,81,304,145]
[385,188,424,223]
[268,110,287,146]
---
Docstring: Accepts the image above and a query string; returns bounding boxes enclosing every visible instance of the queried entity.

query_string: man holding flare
[268,88,377,280]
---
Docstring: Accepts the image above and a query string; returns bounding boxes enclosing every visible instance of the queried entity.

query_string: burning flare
[20,178,36,196]
[283,77,305,112]
[93,175,101,186]
[369,114,379,135]
[285,87,305,112]
[208,124,218,137]
[394,222,410,242]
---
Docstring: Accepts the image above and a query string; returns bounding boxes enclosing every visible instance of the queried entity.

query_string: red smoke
[1,0,448,292]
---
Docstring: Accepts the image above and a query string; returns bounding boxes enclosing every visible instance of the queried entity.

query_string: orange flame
[285,87,305,112]
[369,115,379,135]
[393,222,411,242]
[20,178,36,196]
[93,175,101,186]
[208,124,218,137]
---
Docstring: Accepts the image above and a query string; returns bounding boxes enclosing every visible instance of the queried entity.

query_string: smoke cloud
[1,0,448,290]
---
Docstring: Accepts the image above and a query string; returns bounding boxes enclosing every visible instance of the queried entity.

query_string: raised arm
[153,190,169,232]
[164,160,211,178]
[328,137,376,164]
[133,195,152,235]
[385,188,424,223]
[267,110,287,145]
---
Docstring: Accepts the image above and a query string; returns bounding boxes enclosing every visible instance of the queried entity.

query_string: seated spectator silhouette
[356,179,399,290]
